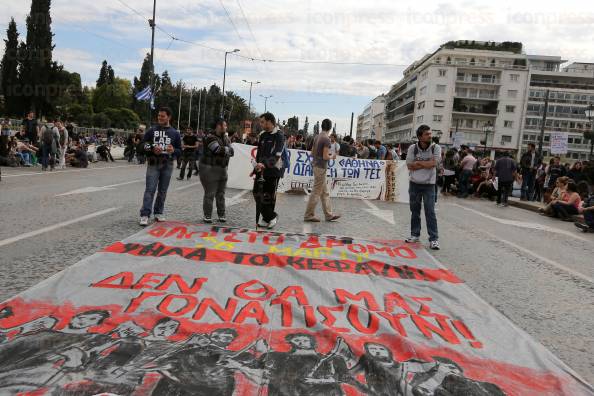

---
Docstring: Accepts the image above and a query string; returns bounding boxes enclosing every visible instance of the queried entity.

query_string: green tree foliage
[92,77,132,113]
[0,18,22,116]
[96,60,108,87]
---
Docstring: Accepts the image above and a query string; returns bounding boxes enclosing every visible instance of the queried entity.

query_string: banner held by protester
[0,222,592,395]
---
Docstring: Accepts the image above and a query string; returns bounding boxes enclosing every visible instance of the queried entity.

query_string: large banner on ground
[0,223,592,395]
[227,144,408,202]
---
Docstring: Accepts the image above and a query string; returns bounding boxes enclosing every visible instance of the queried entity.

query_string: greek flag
[135,87,152,101]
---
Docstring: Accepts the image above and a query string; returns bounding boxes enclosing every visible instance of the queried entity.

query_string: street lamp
[220,48,240,117]
[584,103,594,160]
[260,94,273,112]
[482,121,494,158]
[242,80,261,112]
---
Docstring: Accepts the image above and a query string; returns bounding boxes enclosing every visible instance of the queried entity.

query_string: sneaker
[154,214,166,222]
[258,219,269,228]
[326,215,341,222]
[267,216,278,229]
[304,217,321,222]
[139,216,149,226]
[203,217,213,224]
[496,203,502,207]
[405,236,420,243]
[575,222,593,233]
[218,216,227,223]
[176,177,184,181]
[430,240,441,250]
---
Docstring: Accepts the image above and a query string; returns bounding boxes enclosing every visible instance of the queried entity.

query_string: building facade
[356,95,386,142]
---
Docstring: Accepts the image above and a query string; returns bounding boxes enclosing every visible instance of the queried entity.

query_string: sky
[2,0,594,133]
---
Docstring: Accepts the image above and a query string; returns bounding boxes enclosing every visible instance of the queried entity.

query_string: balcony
[386,95,415,113]
[526,111,589,120]
[452,98,498,116]
[456,75,501,85]
[454,92,499,101]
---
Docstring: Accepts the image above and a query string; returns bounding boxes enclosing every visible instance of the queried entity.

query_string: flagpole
[197,89,202,131]
[177,81,182,130]
[148,0,157,125]
[188,88,193,127]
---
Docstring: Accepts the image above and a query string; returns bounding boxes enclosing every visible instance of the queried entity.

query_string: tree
[107,65,115,84]
[132,53,153,121]
[0,18,22,116]
[287,116,299,133]
[96,60,108,87]
[92,112,111,128]
[103,107,140,129]
[20,0,55,116]
[92,77,132,113]
[303,116,309,136]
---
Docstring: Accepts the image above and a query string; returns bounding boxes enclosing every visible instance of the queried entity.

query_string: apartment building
[356,95,386,142]
[383,41,531,157]
[519,60,594,161]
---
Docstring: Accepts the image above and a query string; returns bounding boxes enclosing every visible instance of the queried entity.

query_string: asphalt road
[0,161,593,384]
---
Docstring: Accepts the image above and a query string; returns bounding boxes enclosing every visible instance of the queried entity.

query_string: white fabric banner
[227,143,408,202]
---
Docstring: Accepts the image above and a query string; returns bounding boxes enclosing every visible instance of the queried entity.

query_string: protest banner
[0,223,592,395]
[227,143,407,202]
[550,131,569,155]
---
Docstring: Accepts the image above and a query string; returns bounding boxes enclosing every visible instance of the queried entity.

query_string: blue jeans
[584,211,594,228]
[409,182,439,242]
[41,144,55,169]
[521,170,535,200]
[140,160,174,217]
[458,169,472,197]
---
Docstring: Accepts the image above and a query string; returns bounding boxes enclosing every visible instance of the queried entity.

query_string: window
[433,115,443,122]
[501,135,512,143]
[457,72,465,81]
[506,105,516,113]
[544,135,550,142]
[504,121,514,128]
[575,138,582,145]
[417,101,426,110]
[419,86,427,96]
[567,137,574,144]
[439,69,447,77]
[510,74,519,82]
[436,84,447,93]
[417,115,424,123]
[508,90,518,98]
[466,119,474,128]
[434,100,445,107]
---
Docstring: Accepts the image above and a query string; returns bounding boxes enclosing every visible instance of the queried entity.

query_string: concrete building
[356,95,386,142]
[519,60,594,161]
[384,41,530,157]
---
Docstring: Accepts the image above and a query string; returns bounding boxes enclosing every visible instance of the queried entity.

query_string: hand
[256,163,265,171]
[166,144,174,154]
[153,146,163,155]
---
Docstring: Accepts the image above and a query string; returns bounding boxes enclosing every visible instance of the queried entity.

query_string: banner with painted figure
[0,223,592,396]
[227,143,408,202]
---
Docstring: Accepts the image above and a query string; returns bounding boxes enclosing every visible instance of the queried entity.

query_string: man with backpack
[442,148,459,195]
[56,120,69,169]
[40,121,60,171]
[252,112,285,229]
[493,151,517,207]
[304,118,341,223]
[405,125,441,250]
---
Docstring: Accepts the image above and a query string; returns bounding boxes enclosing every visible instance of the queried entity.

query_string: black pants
[179,153,197,179]
[551,202,579,219]
[497,181,513,204]
[442,175,456,193]
[253,175,280,223]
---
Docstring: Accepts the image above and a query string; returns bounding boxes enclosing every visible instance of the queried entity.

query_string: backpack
[413,143,435,157]
[280,147,290,178]
[42,125,54,146]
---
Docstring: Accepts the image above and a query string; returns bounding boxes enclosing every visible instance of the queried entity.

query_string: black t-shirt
[183,134,199,153]
[21,119,38,141]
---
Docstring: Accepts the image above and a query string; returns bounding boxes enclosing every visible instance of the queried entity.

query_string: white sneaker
[139,216,149,226]
[405,236,420,243]
[267,216,278,229]
[258,219,269,228]
[203,217,213,224]
[430,240,440,250]
[154,214,166,222]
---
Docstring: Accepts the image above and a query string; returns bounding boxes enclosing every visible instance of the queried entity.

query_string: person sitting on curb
[539,177,569,216]
[550,181,581,221]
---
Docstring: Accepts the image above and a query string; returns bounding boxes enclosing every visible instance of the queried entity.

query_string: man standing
[40,121,60,171]
[21,111,39,146]
[304,118,341,223]
[520,143,541,201]
[56,120,69,169]
[457,147,476,198]
[139,107,182,226]
[493,151,517,207]
[177,126,199,181]
[329,134,340,158]
[253,112,285,229]
[199,119,234,223]
[374,140,387,160]
[405,125,441,250]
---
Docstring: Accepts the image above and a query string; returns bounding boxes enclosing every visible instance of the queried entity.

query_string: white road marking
[2,164,139,178]
[56,179,144,197]
[452,203,591,243]
[0,207,121,248]
[303,223,312,234]
[480,229,594,285]
[363,200,396,225]
[227,190,250,207]
[175,182,202,192]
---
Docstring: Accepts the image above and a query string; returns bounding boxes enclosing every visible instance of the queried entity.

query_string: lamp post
[260,94,273,112]
[220,49,240,118]
[242,80,260,112]
[584,103,594,161]
[482,121,494,158]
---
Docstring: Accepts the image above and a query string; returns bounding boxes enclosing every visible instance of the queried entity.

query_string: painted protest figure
[350,342,406,395]
[235,333,351,396]
[408,356,506,396]
[0,310,111,394]
[150,327,251,396]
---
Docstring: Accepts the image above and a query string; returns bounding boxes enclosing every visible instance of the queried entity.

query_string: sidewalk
[507,197,543,213]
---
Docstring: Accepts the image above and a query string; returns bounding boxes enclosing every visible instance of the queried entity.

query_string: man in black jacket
[519,143,541,201]
[253,112,285,229]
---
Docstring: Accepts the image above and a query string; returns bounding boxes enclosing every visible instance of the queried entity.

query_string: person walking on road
[177,127,199,181]
[139,107,182,226]
[304,118,341,223]
[199,119,234,223]
[493,151,517,207]
[405,125,441,250]
[253,112,285,229]
[520,143,541,201]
